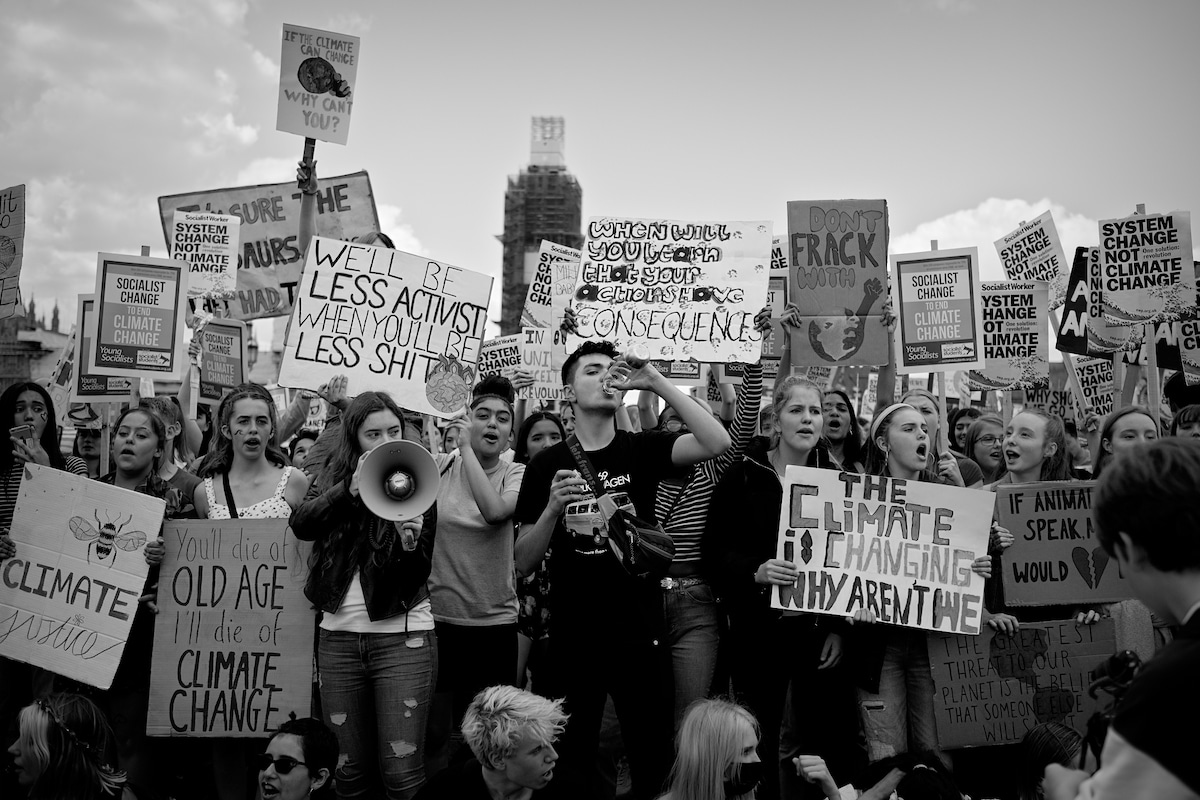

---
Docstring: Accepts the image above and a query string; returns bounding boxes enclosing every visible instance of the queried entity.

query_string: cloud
[891,197,1100,282]
[376,204,422,255]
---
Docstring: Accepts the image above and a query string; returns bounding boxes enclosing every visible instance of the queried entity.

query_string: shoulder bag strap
[221,471,240,519]
[566,435,619,520]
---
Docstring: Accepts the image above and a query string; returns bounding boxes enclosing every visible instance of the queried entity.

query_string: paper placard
[928,619,1115,749]
[1073,356,1115,417]
[71,295,135,403]
[198,319,248,406]
[157,171,381,320]
[477,334,523,382]
[996,212,1068,310]
[1022,386,1077,425]
[966,281,1049,391]
[87,254,189,381]
[519,328,568,402]
[0,184,26,319]
[276,237,493,419]
[171,211,240,299]
[572,218,772,364]
[547,246,581,374]
[995,482,1131,606]
[0,466,164,688]
[277,24,360,145]
[1180,320,1200,386]
[892,247,985,374]
[771,467,991,634]
[786,201,889,367]
[1098,211,1195,324]
[524,241,576,329]
[147,520,314,737]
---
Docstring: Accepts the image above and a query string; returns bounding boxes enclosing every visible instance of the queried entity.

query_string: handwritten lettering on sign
[772,467,991,634]
[0,466,163,689]
[572,218,772,364]
[277,24,360,145]
[929,619,1115,749]
[147,520,313,737]
[520,328,568,401]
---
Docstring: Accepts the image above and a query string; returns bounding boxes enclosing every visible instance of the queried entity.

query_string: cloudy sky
[3,0,1198,350]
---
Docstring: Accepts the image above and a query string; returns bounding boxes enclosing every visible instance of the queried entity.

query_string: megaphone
[358,440,440,522]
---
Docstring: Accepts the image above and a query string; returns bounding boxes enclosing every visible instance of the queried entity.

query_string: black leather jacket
[291,476,436,621]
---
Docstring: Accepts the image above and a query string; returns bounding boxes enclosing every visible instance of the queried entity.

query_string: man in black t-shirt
[514,341,731,800]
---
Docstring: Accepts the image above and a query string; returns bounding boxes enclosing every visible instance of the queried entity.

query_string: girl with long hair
[290,392,437,800]
[823,389,866,472]
[963,414,1005,483]
[8,693,130,799]
[193,384,309,800]
[989,409,1072,486]
[1090,405,1159,479]
[853,404,992,767]
[138,395,201,516]
[707,377,863,800]
[898,388,981,487]
[257,717,338,800]
[72,428,104,478]
[513,411,566,690]
[1169,403,1200,438]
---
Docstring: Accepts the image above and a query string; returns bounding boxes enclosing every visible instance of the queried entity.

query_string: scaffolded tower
[498,117,583,335]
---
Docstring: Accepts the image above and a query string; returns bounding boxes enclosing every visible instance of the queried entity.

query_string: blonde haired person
[416,685,591,800]
[8,693,133,799]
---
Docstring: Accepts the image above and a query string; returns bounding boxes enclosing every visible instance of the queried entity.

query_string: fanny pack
[565,435,675,580]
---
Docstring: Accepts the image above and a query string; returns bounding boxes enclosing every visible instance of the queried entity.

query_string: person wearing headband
[9,693,128,799]
[426,375,528,771]
[899,389,981,488]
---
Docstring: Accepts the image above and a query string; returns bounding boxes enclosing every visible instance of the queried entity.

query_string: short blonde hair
[461,686,568,770]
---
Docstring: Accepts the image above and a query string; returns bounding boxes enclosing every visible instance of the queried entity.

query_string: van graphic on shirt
[564,490,633,553]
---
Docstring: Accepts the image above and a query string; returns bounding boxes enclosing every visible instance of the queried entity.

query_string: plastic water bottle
[602,345,651,395]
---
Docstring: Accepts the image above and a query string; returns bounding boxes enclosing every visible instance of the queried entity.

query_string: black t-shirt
[514,430,677,639]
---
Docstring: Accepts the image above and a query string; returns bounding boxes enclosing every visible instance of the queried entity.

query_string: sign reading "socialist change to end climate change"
[892,247,985,374]
[87,253,189,382]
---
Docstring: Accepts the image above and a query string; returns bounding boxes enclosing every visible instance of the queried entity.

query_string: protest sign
[519,328,568,401]
[477,334,524,382]
[892,247,985,374]
[0,184,25,319]
[87,253,189,381]
[1180,320,1200,386]
[860,372,879,417]
[1073,356,1114,416]
[721,247,788,386]
[1057,247,1138,357]
[46,327,103,430]
[171,211,240,299]
[548,245,581,374]
[996,212,1068,310]
[148,520,314,736]
[276,237,493,419]
[1098,211,1195,324]
[572,218,772,364]
[277,24,359,146]
[302,394,327,432]
[71,295,134,403]
[524,241,576,329]
[771,467,991,634]
[786,201,889,367]
[198,319,248,407]
[995,481,1131,606]
[0,466,163,688]
[1022,386,1076,424]
[928,619,1115,749]
[158,171,381,320]
[966,282,1049,391]
[793,365,836,390]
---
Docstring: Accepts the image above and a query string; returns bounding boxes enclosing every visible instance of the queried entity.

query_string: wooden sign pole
[930,239,952,454]
[1131,204,1164,426]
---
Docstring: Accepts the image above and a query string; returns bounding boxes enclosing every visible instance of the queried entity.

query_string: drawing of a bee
[70,513,147,566]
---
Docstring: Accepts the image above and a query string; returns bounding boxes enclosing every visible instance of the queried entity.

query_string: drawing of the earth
[0,236,15,272]
[297,57,352,97]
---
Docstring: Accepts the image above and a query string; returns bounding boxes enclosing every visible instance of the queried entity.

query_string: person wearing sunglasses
[257,717,337,800]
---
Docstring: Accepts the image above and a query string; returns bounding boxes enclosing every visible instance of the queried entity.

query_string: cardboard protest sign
[995,482,1131,606]
[171,211,240,299]
[786,201,889,367]
[198,319,248,407]
[519,328,567,402]
[276,237,493,419]
[1180,320,1200,386]
[477,334,523,382]
[277,24,359,146]
[158,171,381,320]
[302,394,327,432]
[524,241,576,329]
[996,212,1068,310]
[548,245,581,374]
[0,184,25,319]
[771,467,991,634]
[71,295,134,403]
[720,243,787,387]
[892,247,985,374]
[1073,356,1114,417]
[1098,211,1195,324]
[87,253,189,381]
[0,466,163,688]
[928,619,1116,749]
[966,282,1049,391]
[572,218,772,364]
[148,520,314,737]
[1022,386,1076,424]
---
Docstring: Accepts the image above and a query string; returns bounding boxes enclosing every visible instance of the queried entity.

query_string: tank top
[203,466,294,520]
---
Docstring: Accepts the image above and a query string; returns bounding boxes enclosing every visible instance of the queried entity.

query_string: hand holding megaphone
[355,440,440,523]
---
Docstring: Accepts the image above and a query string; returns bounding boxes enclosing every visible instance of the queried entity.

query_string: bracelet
[301,188,318,196]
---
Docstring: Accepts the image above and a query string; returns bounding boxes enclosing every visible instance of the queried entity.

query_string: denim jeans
[856,628,943,764]
[318,629,438,800]
[660,579,720,729]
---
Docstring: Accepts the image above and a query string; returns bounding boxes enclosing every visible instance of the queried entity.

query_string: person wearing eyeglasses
[258,717,337,800]
[963,413,1005,484]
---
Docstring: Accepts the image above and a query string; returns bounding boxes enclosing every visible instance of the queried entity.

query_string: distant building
[498,117,583,334]
[0,297,70,388]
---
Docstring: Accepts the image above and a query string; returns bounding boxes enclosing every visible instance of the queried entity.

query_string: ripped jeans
[318,629,438,800]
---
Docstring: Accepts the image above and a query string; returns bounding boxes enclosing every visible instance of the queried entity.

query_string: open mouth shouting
[915,442,928,462]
